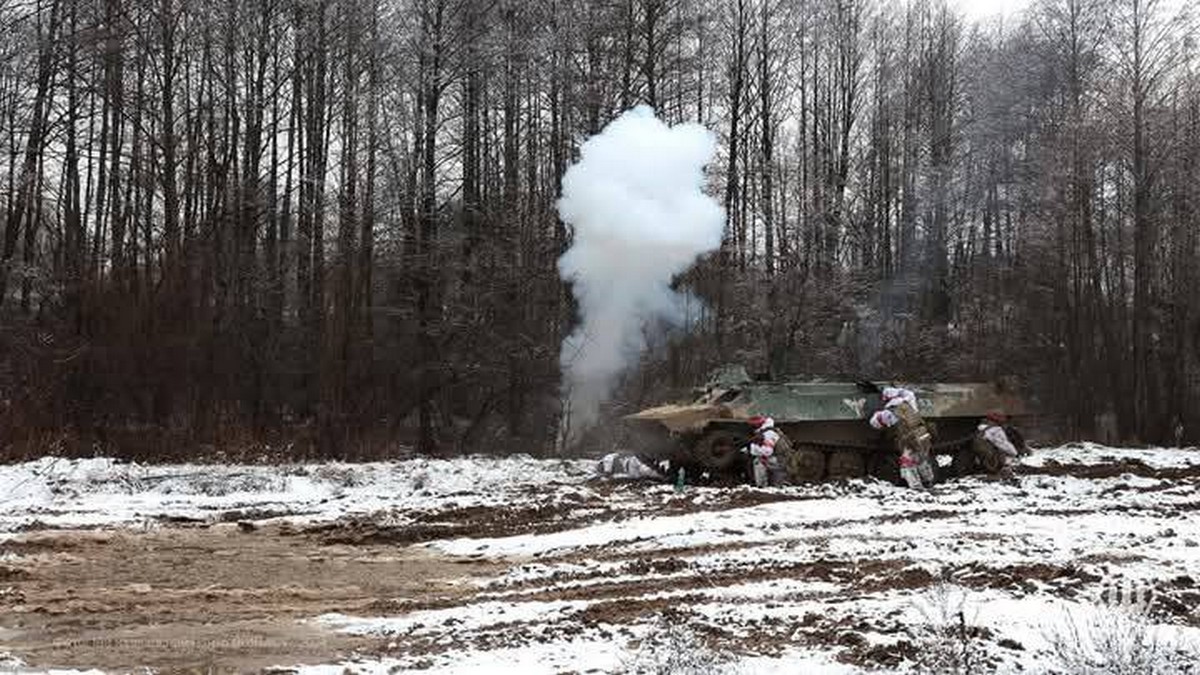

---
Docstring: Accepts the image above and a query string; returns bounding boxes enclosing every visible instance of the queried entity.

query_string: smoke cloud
[557,106,724,435]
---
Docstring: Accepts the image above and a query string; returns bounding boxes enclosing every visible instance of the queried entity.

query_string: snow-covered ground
[0,455,591,534]
[2,446,1200,673]
[1026,441,1200,469]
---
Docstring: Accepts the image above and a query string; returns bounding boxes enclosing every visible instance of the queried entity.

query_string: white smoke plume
[557,106,724,438]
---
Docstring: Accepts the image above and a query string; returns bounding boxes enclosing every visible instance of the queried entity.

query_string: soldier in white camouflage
[743,415,790,487]
[973,410,1021,480]
[593,452,665,480]
[869,386,936,489]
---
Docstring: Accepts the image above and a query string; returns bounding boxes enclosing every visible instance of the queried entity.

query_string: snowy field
[0,455,592,533]
[1,444,1199,673]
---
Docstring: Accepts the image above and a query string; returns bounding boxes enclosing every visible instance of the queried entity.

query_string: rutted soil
[299,485,818,549]
[0,524,498,672]
[3,451,1199,672]
[4,514,1101,671]
[1022,458,1200,481]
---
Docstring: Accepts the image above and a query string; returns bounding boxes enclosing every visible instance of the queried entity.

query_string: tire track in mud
[1021,458,1200,481]
[297,485,824,548]
[5,452,1199,672]
[0,524,500,672]
[312,461,1200,670]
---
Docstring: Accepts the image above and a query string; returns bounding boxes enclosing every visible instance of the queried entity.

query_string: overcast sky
[953,0,1189,24]
[952,0,1032,21]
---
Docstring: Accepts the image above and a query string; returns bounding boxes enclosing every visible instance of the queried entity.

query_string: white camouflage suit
[976,420,1019,477]
[869,386,936,489]
[747,417,786,487]
[593,452,663,480]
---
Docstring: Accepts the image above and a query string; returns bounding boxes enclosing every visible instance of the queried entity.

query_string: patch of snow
[431,497,886,558]
[318,600,594,636]
[0,455,591,532]
[736,650,866,674]
[1024,443,1200,469]
[0,651,26,669]
[301,640,629,674]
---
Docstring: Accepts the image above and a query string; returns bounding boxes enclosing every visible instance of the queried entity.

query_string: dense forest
[0,0,1197,460]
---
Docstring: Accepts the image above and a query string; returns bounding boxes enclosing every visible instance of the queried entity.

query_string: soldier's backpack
[890,403,932,453]
[768,427,794,460]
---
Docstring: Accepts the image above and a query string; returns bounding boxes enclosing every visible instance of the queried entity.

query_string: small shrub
[1044,606,1198,674]
[620,619,736,675]
[908,582,984,675]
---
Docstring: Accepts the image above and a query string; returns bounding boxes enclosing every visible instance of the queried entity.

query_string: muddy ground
[0,524,498,672]
[0,482,809,672]
[2,455,1199,673]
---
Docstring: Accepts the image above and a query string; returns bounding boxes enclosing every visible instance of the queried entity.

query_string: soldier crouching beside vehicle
[869,386,936,490]
[742,415,791,487]
[592,452,666,481]
[973,410,1024,481]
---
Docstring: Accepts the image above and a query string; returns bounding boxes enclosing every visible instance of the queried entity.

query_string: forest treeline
[0,0,1197,460]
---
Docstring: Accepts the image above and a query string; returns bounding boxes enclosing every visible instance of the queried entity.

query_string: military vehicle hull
[625,367,1024,484]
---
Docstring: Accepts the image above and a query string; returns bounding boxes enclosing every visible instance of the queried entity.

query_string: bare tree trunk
[1,0,62,310]
[416,0,446,455]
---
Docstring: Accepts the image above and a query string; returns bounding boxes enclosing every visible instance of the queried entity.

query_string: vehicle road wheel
[868,452,902,485]
[979,449,1005,474]
[694,429,742,470]
[827,450,866,480]
[952,445,979,477]
[787,447,827,483]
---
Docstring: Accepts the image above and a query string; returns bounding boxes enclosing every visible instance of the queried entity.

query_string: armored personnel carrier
[625,365,1025,484]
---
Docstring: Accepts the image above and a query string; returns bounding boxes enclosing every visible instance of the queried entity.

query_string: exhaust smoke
[556,106,724,441]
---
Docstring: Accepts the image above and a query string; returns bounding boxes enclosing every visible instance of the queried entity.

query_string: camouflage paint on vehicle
[629,380,1023,431]
[625,365,1026,484]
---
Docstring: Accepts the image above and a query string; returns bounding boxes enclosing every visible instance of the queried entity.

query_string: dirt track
[0,482,820,672]
[0,524,498,672]
[2,450,1199,673]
